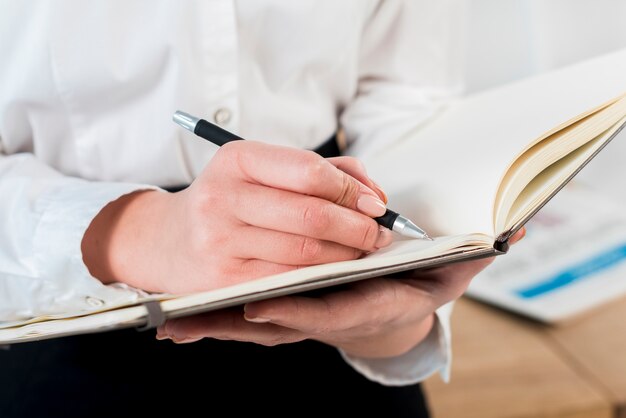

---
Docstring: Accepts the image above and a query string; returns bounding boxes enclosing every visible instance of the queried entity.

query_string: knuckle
[217,141,249,177]
[298,236,323,264]
[214,262,237,279]
[334,175,360,207]
[262,331,291,347]
[211,261,249,288]
[344,156,368,175]
[301,204,331,234]
[360,282,389,310]
[213,141,238,165]
[220,139,245,155]
[349,156,367,171]
[309,321,331,335]
[360,322,384,338]
[190,175,229,213]
[310,299,334,335]
[356,280,402,322]
[300,154,327,190]
[194,189,222,213]
[358,221,380,250]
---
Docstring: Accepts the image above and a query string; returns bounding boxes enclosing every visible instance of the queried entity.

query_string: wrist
[81,189,173,290]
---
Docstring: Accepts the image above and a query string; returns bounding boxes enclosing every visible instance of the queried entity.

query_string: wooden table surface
[423,296,626,418]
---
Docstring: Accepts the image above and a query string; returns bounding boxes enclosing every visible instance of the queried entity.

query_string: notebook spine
[494,239,509,253]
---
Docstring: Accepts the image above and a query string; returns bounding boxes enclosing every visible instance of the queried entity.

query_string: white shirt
[0,0,464,385]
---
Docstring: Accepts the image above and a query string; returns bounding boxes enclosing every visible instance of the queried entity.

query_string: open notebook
[3,49,626,344]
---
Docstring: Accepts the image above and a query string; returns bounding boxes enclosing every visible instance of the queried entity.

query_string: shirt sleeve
[341,0,467,159]
[0,151,158,323]
[339,302,454,386]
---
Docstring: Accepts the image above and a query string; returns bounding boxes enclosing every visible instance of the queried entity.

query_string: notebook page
[364,48,626,237]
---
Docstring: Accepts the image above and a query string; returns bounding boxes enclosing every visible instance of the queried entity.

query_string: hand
[156,229,526,358]
[82,141,390,293]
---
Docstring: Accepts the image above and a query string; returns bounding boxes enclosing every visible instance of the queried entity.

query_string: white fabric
[341,303,454,385]
[466,0,626,93]
[0,0,464,385]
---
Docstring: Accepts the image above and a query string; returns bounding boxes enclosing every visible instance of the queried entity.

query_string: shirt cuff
[16,179,160,320]
[339,302,454,386]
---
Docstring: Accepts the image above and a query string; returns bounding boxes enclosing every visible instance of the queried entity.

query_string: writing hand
[82,141,389,293]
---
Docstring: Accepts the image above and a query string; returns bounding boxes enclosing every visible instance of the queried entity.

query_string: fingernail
[244,313,271,323]
[357,194,386,217]
[171,336,203,344]
[156,327,170,340]
[375,226,393,249]
[370,180,388,204]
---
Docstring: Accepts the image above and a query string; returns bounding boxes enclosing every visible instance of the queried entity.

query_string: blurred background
[466,0,626,93]
[424,1,626,417]
[465,0,626,196]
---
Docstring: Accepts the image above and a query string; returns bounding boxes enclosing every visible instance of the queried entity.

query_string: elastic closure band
[136,300,166,331]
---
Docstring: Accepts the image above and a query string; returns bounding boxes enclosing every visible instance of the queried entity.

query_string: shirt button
[213,108,232,126]
[85,296,105,308]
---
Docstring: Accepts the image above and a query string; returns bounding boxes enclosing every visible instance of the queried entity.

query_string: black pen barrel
[194,119,244,146]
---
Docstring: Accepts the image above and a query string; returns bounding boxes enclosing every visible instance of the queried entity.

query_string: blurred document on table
[467,183,626,323]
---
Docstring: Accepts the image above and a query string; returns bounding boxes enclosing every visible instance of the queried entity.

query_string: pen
[173,110,432,240]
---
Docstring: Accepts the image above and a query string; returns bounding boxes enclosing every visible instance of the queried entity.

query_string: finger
[327,157,388,204]
[245,295,350,335]
[397,256,495,299]
[216,141,386,217]
[233,182,386,251]
[439,228,526,278]
[158,309,307,346]
[244,279,416,335]
[412,256,494,283]
[509,227,526,245]
[390,228,526,289]
[234,225,364,265]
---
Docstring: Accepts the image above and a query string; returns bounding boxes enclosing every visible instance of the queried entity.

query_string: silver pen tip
[392,215,432,240]
[173,110,200,132]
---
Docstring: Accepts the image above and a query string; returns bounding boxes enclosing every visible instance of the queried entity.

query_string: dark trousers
[0,328,430,417]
